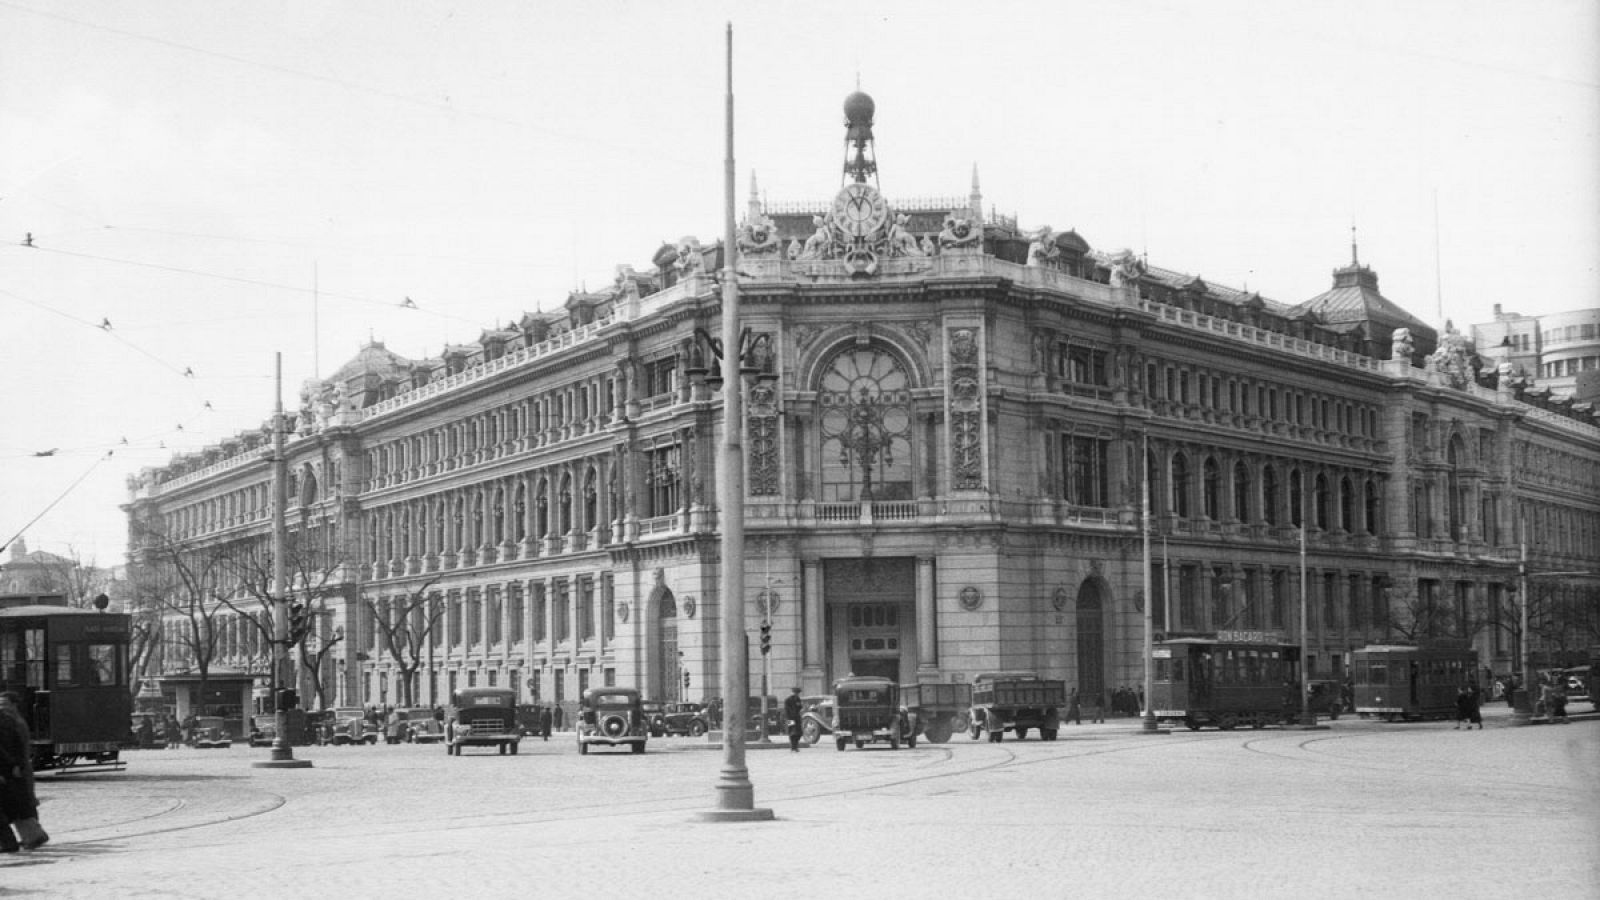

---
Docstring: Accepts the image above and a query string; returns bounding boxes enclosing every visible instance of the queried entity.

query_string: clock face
[832,183,888,238]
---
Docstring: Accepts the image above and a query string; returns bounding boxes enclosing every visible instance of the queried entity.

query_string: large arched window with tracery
[817,344,915,502]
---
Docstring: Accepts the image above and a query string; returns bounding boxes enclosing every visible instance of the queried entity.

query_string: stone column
[802,559,824,691]
[916,556,937,677]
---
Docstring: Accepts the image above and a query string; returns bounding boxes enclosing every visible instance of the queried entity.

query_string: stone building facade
[125,93,1600,715]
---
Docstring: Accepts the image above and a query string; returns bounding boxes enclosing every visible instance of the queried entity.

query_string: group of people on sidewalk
[0,691,49,853]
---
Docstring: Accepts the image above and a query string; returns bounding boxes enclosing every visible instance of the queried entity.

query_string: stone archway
[653,589,679,702]
[1075,580,1105,700]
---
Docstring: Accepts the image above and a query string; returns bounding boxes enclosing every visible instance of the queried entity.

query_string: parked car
[641,699,667,737]
[190,715,233,749]
[248,714,278,748]
[329,707,379,746]
[662,702,710,737]
[747,695,785,739]
[799,695,834,745]
[577,686,648,754]
[447,688,522,756]
[399,708,445,744]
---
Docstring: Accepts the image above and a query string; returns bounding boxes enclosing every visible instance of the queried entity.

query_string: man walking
[784,687,804,752]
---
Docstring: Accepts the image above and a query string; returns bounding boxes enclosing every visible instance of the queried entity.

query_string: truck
[900,682,973,743]
[968,671,1066,742]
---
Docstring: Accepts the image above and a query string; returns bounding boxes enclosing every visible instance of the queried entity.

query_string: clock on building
[831,182,889,238]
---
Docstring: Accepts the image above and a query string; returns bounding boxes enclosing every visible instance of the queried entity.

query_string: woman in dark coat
[0,691,48,850]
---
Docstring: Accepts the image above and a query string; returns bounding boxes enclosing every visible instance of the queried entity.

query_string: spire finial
[1351,222,1359,266]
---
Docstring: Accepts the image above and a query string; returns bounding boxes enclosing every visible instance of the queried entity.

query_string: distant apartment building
[1472,305,1600,403]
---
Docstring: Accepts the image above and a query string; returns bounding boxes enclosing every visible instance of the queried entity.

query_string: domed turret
[841,90,877,184]
[844,91,875,130]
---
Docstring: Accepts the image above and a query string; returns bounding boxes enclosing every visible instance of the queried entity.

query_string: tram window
[1366,664,1387,685]
[88,644,119,685]
[1172,659,1185,681]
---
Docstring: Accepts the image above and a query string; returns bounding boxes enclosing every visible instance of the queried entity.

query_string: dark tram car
[1351,642,1478,722]
[1150,636,1300,731]
[0,596,134,771]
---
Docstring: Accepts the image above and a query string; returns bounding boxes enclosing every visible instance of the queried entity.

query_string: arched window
[817,343,915,503]
[1203,457,1221,520]
[1262,465,1279,526]
[1364,480,1380,535]
[1339,477,1355,533]
[1314,474,1330,530]
[1233,462,1252,524]
[1446,435,1466,540]
[1171,452,1192,518]
[1289,469,1303,527]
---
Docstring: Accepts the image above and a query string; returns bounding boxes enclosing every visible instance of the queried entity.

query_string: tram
[0,594,133,771]
[1150,632,1300,730]
[1350,641,1479,722]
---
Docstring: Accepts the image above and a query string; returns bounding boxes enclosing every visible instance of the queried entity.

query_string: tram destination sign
[1214,630,1287,644]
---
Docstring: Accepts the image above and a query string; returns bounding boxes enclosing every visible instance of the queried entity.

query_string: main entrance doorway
[824,557,915,683]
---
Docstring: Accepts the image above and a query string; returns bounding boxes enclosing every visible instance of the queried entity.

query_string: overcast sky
[2,0,1596,569]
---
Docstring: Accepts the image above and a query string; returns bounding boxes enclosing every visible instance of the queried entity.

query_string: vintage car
[329,707,380,746]
[398,708,445,744]
[447,688,522,756]
[577,686,648,754]
[831,676,916,751]
[661,702,710,737]
[190,715,233,749]
[641,699,667,737]
[799,695,834,745]
[747,695,786,739]
[247,713,278,748]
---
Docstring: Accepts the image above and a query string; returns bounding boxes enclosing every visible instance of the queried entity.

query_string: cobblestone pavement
[2,706,1595,900]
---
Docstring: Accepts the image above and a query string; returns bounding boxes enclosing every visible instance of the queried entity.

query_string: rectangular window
[554,581,570,641]
[1065,345,1109,386]
[578,578,594,642]
[532,583,547,642]
[1178,565,1199,630]
[1060,434,1110,508]
[643,356,677,398]
[645,444,682,517]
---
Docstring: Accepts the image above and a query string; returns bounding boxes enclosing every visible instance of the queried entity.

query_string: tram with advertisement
[1149,631,1301,730]
[1350,641,1478,722]
[0,594,133,771]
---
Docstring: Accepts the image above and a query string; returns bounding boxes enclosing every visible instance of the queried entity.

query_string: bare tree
[1384,583,1487,643]
[367,574,446,708]
[128,514,234,714]
[220,518,351,710]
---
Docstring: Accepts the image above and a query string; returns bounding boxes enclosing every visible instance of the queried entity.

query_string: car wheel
[511,743,520,755]
[889,730,900,750]
[801,719,822,745]
[689,720,707,737]
[1015,727,1028,741]
[908,733,917,749]
[836,737,847,752]
[632,742,645,754]
[1042,729,1058,741]
[579,741,589,755]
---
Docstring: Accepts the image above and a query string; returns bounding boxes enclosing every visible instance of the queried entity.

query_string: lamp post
[694,23,772,823]
[254,352,312,769]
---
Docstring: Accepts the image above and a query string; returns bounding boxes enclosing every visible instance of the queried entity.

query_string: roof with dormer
[1292,260,1436,340]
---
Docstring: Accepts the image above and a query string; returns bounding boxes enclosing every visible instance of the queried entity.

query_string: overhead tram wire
[0,0,706,174]
[0,450,114,554]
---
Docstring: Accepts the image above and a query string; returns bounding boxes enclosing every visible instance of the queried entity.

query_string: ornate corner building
[125,92,1600,715]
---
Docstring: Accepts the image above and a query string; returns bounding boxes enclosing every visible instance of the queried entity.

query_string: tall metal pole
[256,352,311,767]
[1299,524,1311,726]
[698,23,770,822]
[1516,519,1531,723]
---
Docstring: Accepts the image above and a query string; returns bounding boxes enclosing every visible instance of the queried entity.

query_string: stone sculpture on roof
[1027,226,1060,267]
[1426,320,1476,389]
[1109,250,1144,288]
[939,215,980,250]
[737,214,782,257]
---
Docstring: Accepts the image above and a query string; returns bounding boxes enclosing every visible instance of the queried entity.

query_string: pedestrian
[136,715,155,749]
[163,714,181,749]
[1465,684,1483,730]
[0,691,48,851]
[538,705,552,741]
[552,704,564,732]
[784,687,804,752]
[1550,678,1569,724]
[1454,686,1472,729]
[1067,688,1081,725]
[1090,689,1105,724]
[181,712,197,746]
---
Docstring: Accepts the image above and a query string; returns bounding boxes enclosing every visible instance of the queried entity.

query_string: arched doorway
[654,591,679,701]
[1076,581,1105,701]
